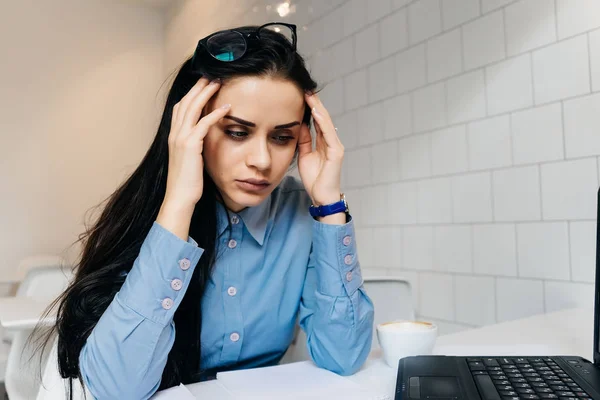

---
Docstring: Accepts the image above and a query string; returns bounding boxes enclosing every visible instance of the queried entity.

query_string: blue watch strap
[309,199,347,217]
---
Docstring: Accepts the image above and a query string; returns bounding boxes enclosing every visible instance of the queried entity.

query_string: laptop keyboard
[467,357,592,399]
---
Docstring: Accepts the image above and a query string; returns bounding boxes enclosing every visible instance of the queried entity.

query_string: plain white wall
[163,0,600,335]
[0,0,166,282]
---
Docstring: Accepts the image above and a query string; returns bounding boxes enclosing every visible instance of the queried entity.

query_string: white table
[183,308,594,399]
[0,296,56,330]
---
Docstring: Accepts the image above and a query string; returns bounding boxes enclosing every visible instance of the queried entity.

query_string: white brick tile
[419,272,454,320]
[486,54,534,115]
[481,0,514,13]
[335,111,358,149]
[344,69,368,111]
[345,147,371,187]
[344,188,362,225]
[380,9,409,58]
[354,25,380,69]
[298,23,321,57]
[441,0,480,30]
[446,70,487,125]
[541,158,599,220]
[431,125,469,175]
[455,276,496,326]
[433,226,472,273]
[462,11,506,70]
[427,29,462,82]
[371,141,401,184]
[590,29,600,92]
[408,0,442,45]
[564,93,600,158]
[505,0,557,56]
[403,226,434,270]
[556,0,600,40]
[357,102,384,146]
[545,281,595,313]
[368,0,392,23]
[388,181,418,224]
[493,166,541,221]
[360,186,388,226]
[468,116,512,170]
[372,226,402,268]
[496,278,544,322]
[319,78,345,117]
[329,37,355,79]
[342,0,369,36]
[417,177,453,223]
[396,44,427,94]
[413,82,447,132]
[399,134,432,179]
[452,172,493,223]
[368,57,397,102]
[419,319,473,334]
[473,224,518,276]
[387,271,419,312]
[356,227,374,266]
[383,94,412,140]
[532,36,591,104]
[517,222,570,280]
[310,50,332,83]
[321,7,345,48]
[393,0,411,10]
[570,221,597,283]
[511,103,564,165]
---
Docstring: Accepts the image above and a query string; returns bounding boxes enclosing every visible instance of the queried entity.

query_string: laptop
[394,188,600,400]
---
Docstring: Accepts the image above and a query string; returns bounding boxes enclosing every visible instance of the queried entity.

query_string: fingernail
[210,79,221,85]
[220,103,231,109]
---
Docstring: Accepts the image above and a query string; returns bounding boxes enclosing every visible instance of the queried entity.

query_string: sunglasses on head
[191,22,297,65]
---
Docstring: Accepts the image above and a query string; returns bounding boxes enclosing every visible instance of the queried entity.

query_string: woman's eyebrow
[223,115,300,129]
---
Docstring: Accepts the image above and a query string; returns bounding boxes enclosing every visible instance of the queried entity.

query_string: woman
[34,22,374,399]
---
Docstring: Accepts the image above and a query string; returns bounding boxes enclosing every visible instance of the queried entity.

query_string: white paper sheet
[150,383,196,400]
[216,361,389,400]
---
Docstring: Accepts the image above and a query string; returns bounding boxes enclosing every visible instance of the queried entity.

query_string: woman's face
[203,76,306,213]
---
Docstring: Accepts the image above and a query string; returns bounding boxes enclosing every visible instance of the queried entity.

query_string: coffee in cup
[376,320,438,368]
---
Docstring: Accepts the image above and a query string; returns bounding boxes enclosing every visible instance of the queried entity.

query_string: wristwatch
[309,193,349,218]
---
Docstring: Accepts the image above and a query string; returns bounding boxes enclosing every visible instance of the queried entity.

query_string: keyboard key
[474,374,502,400]
[516,388,536,394]
[513,383,531,388]
[538,394,558,399]
[531,383,549,388]
[555,391,575,396]
[550,385,569,391]
[535,388,553,393]
[498,390,518,396]
[496,385,513,391]
[519,395,540,399]
[499,358,515,365]
[483,358,500,366]
[510,378,527,383]
[472,371,488,375]
[574,392,589,397]
[515,358,529,364]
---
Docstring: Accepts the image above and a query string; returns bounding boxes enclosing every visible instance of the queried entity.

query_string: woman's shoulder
[271,175,312,214]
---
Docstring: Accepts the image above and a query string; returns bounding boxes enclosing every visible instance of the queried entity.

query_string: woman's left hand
[298,93,345,206]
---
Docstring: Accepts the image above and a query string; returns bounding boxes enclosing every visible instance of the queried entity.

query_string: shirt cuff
[119,221,204,326]
[311,215,363,297]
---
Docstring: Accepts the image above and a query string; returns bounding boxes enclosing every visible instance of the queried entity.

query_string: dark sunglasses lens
[262,24,295,47]
[206,31,246,62]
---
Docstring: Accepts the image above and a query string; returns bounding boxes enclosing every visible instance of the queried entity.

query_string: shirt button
[227,286,237,296]
[171,279,182,291]
[179,258,191,271]
[231,215,240,224]
[346,271,353,282]
[228,239,237,249]
[344,254,353,265]
[230,332,240,342]
[343,235,352,246]
[161,298,173,310]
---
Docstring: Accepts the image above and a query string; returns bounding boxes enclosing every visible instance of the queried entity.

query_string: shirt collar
[216,195,272,246]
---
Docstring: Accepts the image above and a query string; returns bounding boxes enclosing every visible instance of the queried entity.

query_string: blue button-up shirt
[79,176,374,399]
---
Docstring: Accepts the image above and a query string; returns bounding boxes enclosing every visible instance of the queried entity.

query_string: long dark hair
[28,24,318,399]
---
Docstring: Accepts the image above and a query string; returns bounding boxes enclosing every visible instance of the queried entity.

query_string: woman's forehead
[215,76,305,123]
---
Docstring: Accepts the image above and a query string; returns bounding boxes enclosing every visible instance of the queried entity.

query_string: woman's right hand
[156,77,230,240]
[163,77,231,210]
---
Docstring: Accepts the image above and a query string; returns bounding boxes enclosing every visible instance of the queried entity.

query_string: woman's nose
[246,139,271,170]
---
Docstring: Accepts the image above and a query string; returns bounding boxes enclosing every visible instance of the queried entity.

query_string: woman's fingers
[180,80,222,132]
[190,103,232,142]
[170,77,211,142]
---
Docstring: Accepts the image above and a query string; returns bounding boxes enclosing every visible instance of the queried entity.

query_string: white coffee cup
[376,320,438,368]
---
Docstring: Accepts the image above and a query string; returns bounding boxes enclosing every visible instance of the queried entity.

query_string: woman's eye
[225,130,247,139]
[274,135,294,144]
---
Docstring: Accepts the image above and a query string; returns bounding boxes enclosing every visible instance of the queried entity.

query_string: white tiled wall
[196,0,600,335]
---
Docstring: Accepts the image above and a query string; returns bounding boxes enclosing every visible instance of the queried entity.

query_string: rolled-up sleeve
[298,216,374,376]
[80,222,204,399]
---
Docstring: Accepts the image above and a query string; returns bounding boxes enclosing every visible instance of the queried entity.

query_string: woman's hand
[298,93,345,207]
[163,77,231,210]
[157,77,230,240]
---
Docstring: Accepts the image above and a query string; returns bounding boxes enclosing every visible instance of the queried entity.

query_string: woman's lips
[235,180,270,192]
